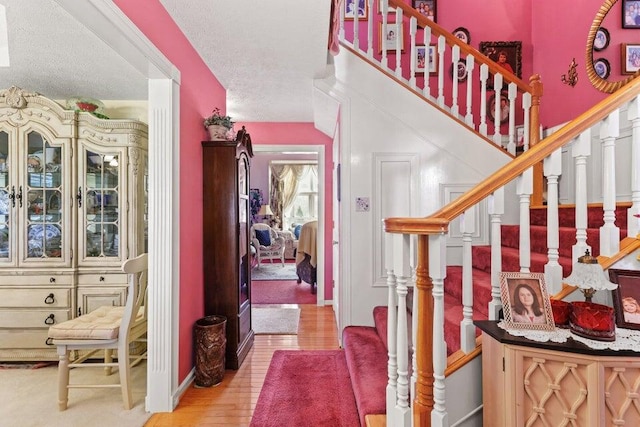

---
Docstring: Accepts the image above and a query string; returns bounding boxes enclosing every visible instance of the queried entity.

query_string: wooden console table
[475,320,640,426]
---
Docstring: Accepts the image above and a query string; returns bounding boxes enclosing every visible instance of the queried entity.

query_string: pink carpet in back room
[250,350,360,427]
[252,280,316,304]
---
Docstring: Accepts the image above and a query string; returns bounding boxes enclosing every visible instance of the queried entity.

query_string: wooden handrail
[385,75,640,235]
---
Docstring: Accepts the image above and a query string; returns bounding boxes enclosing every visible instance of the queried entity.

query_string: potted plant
[204,107,234,140]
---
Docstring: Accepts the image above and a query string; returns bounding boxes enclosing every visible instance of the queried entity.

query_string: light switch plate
[355,197,370,212]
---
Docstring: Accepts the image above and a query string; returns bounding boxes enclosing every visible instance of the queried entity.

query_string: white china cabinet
[0,86,147,360]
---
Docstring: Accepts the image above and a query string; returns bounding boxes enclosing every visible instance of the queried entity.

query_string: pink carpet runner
[252,280,316,304]
[250,350,360,427]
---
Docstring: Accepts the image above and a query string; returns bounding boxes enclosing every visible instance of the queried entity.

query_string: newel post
[529,74,545,206]
[413,234,433,427]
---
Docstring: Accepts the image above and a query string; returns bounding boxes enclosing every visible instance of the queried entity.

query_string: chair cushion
[48,306,126,340]
[255,229,272,246]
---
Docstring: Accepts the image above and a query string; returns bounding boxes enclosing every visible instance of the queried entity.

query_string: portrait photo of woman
[511,283,545,324]
[500,272,554,330]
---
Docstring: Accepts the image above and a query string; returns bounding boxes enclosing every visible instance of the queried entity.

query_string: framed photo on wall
[621,43,640,74]
[594,58,611,79]
[622,0,640,29]
[379,22,404,53]
[487,91,509,124]
[610,269,640,330]
[479,41,522,89]
[594,27,610,51]
[499,272,555,331]
[416,45,437,74]
[345,0,368,20]
[412,0,436,21]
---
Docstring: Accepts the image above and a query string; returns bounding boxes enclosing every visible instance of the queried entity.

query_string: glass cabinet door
[0,131,9,260]
[25,132,63,259]
[81,149,121,260]
[239,155,250,307]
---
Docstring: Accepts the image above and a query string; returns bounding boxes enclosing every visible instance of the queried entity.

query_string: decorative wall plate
[594,58,611,79]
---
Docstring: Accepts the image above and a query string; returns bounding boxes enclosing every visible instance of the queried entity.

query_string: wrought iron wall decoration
[561,58,579,87]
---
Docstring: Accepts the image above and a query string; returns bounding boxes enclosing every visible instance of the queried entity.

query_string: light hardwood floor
[145,303,340,426]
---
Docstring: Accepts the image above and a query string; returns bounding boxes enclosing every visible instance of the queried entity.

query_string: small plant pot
[207,125,230,141]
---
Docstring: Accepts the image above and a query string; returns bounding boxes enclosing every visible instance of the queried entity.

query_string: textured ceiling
[0,0,331,123]
[158,0,332,122]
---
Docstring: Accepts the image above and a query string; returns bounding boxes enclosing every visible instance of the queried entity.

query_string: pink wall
[113,0,226,382]
[238,122,334,300]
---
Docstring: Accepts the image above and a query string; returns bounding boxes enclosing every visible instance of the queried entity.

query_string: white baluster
[422,26,431,97]
[571,131,592,262]
[521,93,531,151]
[393,233,411,426]
[384,234,398,418]
[409,17,417,88]
[488,187,504,320]
[544,148,563,294]
[492,75,503,147]
[353,0,359,52]
[381,6,388,68]
[506,83,517,155]
[395,8,402,78]
[429,234,448,427]
[599,110,620,256]
[479,64,488,136]
[460,207,476,353]
[451,45,460,117]
[517,168,533,272]
[627,95,640,237]
[367,0,374,57]
[465,56,475,127]
[437,36,445,107]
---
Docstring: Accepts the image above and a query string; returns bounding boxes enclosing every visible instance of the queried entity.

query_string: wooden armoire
[202,127,254,369]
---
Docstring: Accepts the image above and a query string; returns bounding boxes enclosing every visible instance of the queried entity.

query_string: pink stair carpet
[251,350,360,427]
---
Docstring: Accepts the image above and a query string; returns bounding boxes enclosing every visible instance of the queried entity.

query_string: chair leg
[104,349,113,375]
[118,344,134,410]
[56,345,70,411]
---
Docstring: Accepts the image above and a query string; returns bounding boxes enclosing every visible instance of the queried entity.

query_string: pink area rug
[252,280,316,304]
[250,350,360,427]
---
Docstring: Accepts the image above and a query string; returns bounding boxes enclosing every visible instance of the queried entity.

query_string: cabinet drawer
[77,273,128,286]
[0,289,71,308]
[0,329,54,349]
[0,274,73,286]
[0,309,72,328]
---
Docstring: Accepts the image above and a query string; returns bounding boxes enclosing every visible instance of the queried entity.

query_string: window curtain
[269,164,309,228]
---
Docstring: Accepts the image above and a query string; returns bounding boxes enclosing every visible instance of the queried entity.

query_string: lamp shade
[563,250,617,292]
[257,204,274,216]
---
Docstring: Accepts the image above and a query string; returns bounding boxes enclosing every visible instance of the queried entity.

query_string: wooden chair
[47,253,148,410]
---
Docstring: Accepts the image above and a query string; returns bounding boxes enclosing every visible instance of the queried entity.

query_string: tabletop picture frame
[500,272,555,331]
[609,269,640,330]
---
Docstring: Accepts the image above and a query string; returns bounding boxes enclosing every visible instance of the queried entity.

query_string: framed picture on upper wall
[609,269,640,330]
[479,41,522,79]
[345,0,368,20]
[412,0,436,22]
[594,27,610,51]
[621,43,640,74]
[622,0,640,29]
[379,22,404,53]
[416,45,437,74]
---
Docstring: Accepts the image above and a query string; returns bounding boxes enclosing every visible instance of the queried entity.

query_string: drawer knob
[49,277,56,283]
[44,314,55,325]
[45,337,54,346]
[44,293,55,304]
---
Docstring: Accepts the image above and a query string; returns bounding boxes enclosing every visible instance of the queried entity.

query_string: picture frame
[416,45,437,74]
[499,272,555,331]
[379,22,404,53]
[479,41,522,83]
[622,0,640,29]
[621,43,640,75]
[377,0,395,14]
[450,59,468,82]
[345,0,368,20]
[411,0,436,21]
[594,58,611,79]
[609,269,640,330]
[594,27,610,51]
[452,27,470,45]
[487,91,509,124]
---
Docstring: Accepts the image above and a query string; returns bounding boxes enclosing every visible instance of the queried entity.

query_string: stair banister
[393,233,411,425]
[460,207,476,353]
[516,168,533,272]
[384,233,399,417]
[488,188,505,320]
[543,148,563,294]
[572,130,593,262]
